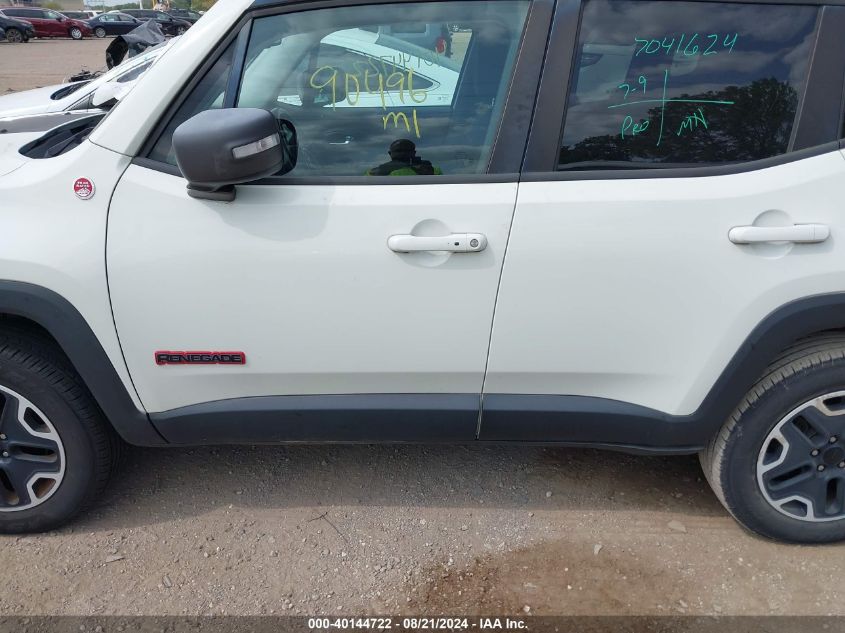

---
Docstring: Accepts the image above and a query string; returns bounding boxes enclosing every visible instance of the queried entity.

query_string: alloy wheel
[5,29,22,43]
[94,27,106,38]
[70,27,82,40]
[0,385,65,512]
[758,391,845,521]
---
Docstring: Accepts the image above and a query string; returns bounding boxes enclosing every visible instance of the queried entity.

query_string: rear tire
[0,331,119,533]
[4,28,23,43]
[176,26,185,35]
[94,27,106,38]
[69,27,83,40]
[701,335,845,543]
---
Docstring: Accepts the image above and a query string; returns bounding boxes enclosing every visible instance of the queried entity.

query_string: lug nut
[840,461,845,468]
[818,464,826,471]
[1,452,7,458]
[831,436,838,443]
[0,434,5,440]
[812,449,820,456]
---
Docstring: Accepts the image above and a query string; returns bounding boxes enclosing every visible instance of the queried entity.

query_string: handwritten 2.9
[635,32,738,57]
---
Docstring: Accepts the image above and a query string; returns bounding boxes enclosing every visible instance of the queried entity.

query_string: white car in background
[249,28,460,109]
[0,41,171,119]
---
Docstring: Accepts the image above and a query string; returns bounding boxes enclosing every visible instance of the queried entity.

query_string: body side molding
[0,281,166,445]
[149,394,480,444]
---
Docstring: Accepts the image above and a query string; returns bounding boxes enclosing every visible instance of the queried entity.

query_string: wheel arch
[0,281,166,446]
[699,294,845,436]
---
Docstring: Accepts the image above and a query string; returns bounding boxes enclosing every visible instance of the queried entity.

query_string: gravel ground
[0,38,108,94]
[2,38,845,620]
[2,444,845,617]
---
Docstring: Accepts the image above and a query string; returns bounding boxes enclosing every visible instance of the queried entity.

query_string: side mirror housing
[172,108,297,201]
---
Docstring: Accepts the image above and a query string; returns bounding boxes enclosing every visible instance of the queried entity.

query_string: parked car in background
[166,8,201,23]
[115,9,190,35]
[61,10,91,20]
[0,40,171,117]
[88,12,142,38]
[0,14,35,42]
[0,7,92,39]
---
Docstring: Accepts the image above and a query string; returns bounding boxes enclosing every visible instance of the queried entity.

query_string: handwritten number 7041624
[610,33,739,145]
[634,32,738,57]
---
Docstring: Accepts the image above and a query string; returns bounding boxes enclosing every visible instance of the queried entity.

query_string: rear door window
[558,0,819,169]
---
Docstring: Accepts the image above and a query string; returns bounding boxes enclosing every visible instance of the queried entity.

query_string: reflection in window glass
[558,0,818,168]
[117,60,153,83]
[237,1,529,176]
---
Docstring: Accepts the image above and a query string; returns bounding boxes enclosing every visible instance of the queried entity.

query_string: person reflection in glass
[366,139,443,176]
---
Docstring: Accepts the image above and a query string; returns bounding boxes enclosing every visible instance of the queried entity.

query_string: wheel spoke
[762,458,814,494]
[0,402,57,450]
[778,419,819,452]
[0,462,36,508]
[795,406,835,444]
[0,387,64,512]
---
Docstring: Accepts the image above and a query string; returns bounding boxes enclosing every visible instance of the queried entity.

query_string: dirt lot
[0,38,107,94]
[2,38,845,620]
[5,444,845,618]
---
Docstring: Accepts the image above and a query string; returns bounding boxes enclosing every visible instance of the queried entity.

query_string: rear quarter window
[558,0,819,169]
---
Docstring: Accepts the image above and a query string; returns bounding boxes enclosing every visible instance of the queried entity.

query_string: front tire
[176,26,186,35]
[701,335,845,542]
[94,27,106,38]
[4,28,23,43]
[69,27,83,40]
[0,331,119,533]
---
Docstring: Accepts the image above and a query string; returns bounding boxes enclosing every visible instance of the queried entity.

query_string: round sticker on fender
[73,178,95,200]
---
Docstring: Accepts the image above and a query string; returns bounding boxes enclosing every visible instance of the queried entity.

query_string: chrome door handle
[729,224,830,244]
[387,233,488,253]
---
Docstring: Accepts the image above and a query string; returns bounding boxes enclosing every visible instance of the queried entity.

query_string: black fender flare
[0,281,166,446]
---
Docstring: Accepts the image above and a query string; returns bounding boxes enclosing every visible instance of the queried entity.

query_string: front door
[107,0,537,442]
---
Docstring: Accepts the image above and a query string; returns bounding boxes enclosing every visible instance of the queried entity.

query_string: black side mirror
[172,108,297,201]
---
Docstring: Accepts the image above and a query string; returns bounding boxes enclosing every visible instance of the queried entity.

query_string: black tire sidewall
[721,360,845,542]
[0,359,98,533]
[6,28,22,43]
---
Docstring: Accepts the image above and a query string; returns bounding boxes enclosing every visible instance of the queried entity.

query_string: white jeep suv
[1,0,845,543]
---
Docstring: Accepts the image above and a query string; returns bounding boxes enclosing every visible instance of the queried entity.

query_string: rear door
[482,0,845,445]
[106,0,548,442]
